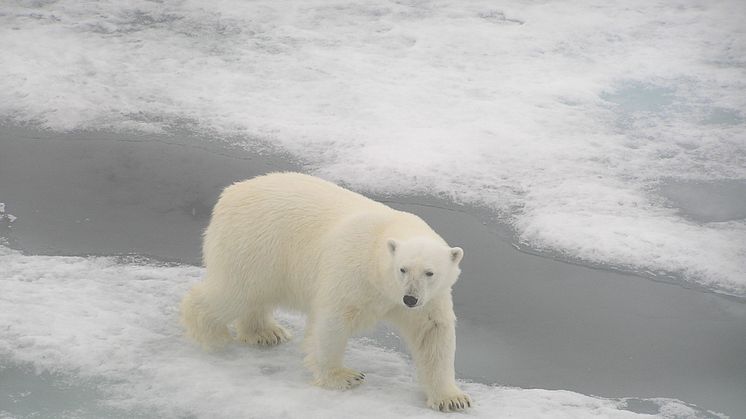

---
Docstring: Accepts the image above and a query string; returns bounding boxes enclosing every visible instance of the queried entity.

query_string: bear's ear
[387,239,398,255]
[450,247,464,264]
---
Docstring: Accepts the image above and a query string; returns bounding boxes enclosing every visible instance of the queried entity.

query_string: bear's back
[213,172,439,242]
[207,173,394,256]
[218,172,387,219]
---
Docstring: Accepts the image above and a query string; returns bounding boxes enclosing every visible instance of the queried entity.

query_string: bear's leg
[236,308,291,346]
[180,282,232,351]
[392,309,472,412]
[306,311,365,390]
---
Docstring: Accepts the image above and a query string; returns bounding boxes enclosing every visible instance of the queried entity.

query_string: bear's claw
[238,325,291,346]
[314,368,366,390]
[430,392,472,412]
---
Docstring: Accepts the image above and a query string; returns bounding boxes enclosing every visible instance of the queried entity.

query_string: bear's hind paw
[314,368,366,390]
[238,325,292,346]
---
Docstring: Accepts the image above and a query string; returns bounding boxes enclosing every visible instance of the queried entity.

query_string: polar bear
[181,172,471,411]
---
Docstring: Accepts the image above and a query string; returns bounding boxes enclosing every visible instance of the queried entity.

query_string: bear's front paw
[428,390,472,412]
[314,367,365,390]
[238,325,291,346]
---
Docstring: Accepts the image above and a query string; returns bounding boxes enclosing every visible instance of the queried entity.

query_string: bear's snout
[403,295,419,308]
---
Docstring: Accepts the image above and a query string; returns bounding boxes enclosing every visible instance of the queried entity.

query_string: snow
[0,246,716,418]
[0,2,744,294]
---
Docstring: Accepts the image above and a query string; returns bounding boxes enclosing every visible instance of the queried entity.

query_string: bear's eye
[400,267,407,274]
[425,271,434,277]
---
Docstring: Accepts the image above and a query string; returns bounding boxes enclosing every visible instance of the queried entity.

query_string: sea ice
[0,247,719,418]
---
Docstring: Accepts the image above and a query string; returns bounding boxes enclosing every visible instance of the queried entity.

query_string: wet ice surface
[0,126,296,262]
[1,0,745,294]
[0,365,141,419]
[659,180,746,223]
[1,127,743,418]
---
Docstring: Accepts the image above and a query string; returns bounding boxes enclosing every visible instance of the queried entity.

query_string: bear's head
[386,237,463,309]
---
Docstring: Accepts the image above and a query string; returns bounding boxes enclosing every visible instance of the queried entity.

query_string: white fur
[181,172,471,411]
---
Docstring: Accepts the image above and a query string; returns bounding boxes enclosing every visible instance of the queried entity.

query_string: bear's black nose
[403,295,418,307]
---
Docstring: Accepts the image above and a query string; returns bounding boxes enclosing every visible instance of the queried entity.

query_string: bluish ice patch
[659,179,746,223]
[601,81,676,114]
[702,108,744,126]
[0,363,151,419]
[621,398,723,419]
